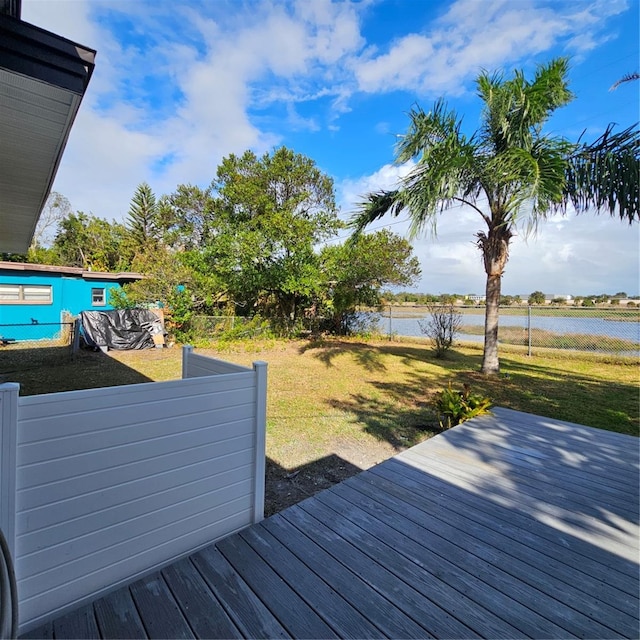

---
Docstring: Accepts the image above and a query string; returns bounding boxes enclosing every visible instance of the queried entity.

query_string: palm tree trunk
[482,273,501,374]
[478,219,511,375]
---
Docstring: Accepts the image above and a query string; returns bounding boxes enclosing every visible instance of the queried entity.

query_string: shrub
[418,304,462,357]
[434,383,492,429]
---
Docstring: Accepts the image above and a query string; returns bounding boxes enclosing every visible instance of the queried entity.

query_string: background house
[0,261,142,339]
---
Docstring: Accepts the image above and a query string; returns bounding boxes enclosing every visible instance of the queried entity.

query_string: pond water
[372,311,640,353]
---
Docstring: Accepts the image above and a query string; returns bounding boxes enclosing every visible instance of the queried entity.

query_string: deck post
[0,383,19,559]
[252,361,268,523]
[181,344,193,379]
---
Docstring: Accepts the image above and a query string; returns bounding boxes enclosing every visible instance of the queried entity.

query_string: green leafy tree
[528,291,546,305]
[352,58,639,374]
[209,147,341,334]
[52,212,130,271]
[157,184,215,250]
[320,229,421,334]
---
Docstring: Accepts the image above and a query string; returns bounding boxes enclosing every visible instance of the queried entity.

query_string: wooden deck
[22,407,639,639]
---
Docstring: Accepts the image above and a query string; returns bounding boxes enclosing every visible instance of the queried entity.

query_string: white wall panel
[6,347,268,633]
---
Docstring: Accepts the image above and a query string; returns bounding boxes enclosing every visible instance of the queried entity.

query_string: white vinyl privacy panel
[1,347,267,633]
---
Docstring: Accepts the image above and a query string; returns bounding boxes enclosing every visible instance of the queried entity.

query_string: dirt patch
[264,437,405,517]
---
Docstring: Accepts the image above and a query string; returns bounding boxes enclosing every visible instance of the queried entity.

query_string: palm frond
[349,190,404,238]
[610,72,639,91]
[477,58,572,154]
[563,123,640,222]
[395,100,465,163]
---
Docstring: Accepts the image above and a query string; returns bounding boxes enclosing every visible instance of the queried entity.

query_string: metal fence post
[527,306,532,356]
[389,305,392,340]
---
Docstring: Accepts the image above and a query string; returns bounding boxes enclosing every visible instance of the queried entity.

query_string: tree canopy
[14,147,420,340]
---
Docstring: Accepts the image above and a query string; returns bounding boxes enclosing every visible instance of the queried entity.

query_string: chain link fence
[380,306,640,357]
[0,321,77,373]
[191,315,241,335]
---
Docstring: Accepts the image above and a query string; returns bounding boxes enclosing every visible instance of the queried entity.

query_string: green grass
[5,337,638,470]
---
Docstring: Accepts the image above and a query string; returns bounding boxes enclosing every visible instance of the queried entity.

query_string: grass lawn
[7,336,638,514]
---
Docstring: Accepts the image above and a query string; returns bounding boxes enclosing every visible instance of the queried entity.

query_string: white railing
[0,346,267,634]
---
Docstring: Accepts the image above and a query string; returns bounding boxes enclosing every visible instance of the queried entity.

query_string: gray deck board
[343,467,635,637]
[308,488,529,639]
[261,513,429,638]
[129,573,194,639]
[192,545,290,639]
[161,558,243,639]
[21,408,639,639]
[368,462,639,609]
[238,524,385,639]
[53,605,100,640]
[93,588,148,639]
[285,501,476,639]
[410,430,639,516]
[215,533,338,639]
[399,446,638,562]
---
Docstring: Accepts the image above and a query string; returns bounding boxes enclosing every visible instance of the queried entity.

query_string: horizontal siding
[18,482,254,594]
[17,443,254,537]
[185,352,251,377]
[19,373,255,433]
[14,351,262,632]
[19,503,254,629]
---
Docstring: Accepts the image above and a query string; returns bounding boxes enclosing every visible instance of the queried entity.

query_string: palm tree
[351,58,639,374]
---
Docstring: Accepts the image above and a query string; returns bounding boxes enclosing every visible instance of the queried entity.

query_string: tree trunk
[481,273,501,374]
[477,217,512,375]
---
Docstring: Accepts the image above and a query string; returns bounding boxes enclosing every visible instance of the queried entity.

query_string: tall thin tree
[351,58,639,374]
[127,182,159,251]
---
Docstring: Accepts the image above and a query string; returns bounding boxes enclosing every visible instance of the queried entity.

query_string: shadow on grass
[299,336,477,373]
[297,338,389,372]
[457,356,639,436]
[303,338,638,442]
[265,454,364,517]
[328,392,441,451]
[1,348,153,395]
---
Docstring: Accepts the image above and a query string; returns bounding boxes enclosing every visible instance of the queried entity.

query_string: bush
[418,304,462,357]
[434,383,492,429]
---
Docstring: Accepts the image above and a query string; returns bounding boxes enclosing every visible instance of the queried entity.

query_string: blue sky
[24,0,639,295]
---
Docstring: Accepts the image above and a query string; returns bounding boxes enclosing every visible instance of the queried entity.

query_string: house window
[0,284,52,304]
[91,288,106,306]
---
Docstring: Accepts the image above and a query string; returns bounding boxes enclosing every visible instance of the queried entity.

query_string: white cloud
[17,0,637,298]
[22,0,367,220]
[354,0,629,96]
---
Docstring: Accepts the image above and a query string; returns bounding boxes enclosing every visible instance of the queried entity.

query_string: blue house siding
[0,263,142,341]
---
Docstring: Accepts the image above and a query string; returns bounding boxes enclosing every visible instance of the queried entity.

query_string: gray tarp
[80,309,163,350]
